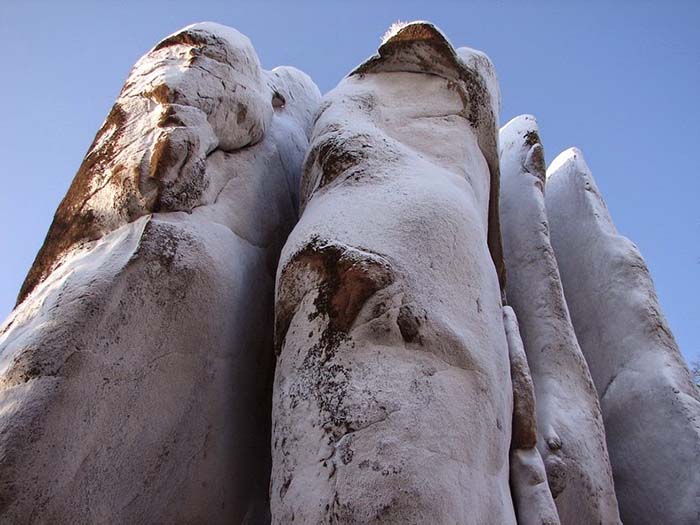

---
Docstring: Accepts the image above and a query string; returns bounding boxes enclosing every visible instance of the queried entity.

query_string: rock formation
[0,17,696,525]
[545,148,700,525]
[499,116,621,524]
[270,22,514,523]
[0,22,319,523]
[504,306,560,525]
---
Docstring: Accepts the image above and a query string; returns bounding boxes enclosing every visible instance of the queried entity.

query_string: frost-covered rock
[545,148,700,524]
[503,306,560,525]
[499,116,621,524]
[0,23,320,522]
[270,21,514,523]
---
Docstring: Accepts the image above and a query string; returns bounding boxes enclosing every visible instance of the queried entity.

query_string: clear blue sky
[1,1,698,361]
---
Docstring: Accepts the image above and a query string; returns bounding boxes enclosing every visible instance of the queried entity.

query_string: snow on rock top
[350,20,505,289]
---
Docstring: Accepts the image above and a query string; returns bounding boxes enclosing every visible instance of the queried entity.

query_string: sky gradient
[1,1,698,360]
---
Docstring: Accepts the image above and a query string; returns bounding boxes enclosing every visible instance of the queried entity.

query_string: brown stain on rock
[17,103,129,305]
[275,237,394,354]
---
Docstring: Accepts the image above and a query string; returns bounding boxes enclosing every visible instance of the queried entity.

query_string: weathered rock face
[503,306,560,525]
[270,22,515,523]
[2,16,697,525]
[0,22,320,523]
[499,116,621,524]
[545,148,700,524]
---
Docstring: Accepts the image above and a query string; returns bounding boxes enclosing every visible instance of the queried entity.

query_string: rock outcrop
[503,306,560,525]
[545,148,700,524]
[0,17,696,525]
[0,22,320,523]
[499,116,621,524]
[270,22,514,523]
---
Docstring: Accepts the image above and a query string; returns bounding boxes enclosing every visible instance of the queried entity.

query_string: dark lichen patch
[279,475,293,499]
[524,129,540,147]
[397,304,421,343]
[338,437,354,465]
[312,132,373,190]
[525,144,546,185]
[236,102,248,124]
[0,350,59,387]
[271,91,286,110]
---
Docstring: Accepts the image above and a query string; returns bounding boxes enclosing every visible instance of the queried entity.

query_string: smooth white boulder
[545,148,700,524]
[270,21,514,524]
[499,116,621,524]
[0,23,320,523]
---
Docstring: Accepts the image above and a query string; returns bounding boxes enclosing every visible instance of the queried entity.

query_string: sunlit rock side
[270,22,514,523]
[0,23,320,523]
[503,306,560,525]
[545,148,700,524]
[499,116,621,524]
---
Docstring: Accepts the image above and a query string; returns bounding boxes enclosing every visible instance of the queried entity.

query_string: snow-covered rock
[545,148,700,524]
[503,306,560,525]
[0,22,320,523]
[270,21,514,523]
[499,116,621,524]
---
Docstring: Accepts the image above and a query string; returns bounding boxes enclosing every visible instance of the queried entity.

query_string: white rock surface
[499,116,621,524]
[270,22,514,523]
[545,148,700,524]
[0,23,320,523]
[503,306,560,525]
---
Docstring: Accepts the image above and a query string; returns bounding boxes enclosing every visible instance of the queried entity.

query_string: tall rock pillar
[499,116,621,524]
[545,148,700,524]
[271,22,514,524]
[0,23,320,523]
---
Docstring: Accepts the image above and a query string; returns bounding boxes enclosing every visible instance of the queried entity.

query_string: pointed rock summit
[546,147,700,524]
[0,22,320,523]
[271,21,514,523]
[499,115,621,524]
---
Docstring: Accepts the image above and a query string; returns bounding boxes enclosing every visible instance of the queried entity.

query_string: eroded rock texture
[545,148,700,524]
[1,16,697,525]
[270,22,514,523]
[499,116,621,524]
[0,23,320,523]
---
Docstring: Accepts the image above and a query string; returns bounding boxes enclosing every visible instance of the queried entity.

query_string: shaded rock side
[0,22,320,523]
[270,22,515,524]
[545,147,700,524]
[499,116,621,524]
[504,306,560,525]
